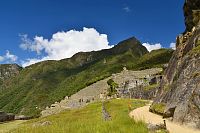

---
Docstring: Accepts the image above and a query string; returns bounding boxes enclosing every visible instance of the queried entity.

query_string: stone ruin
[115,74,162,100]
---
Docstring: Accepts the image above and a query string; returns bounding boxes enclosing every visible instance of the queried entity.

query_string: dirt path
[0,120,26,133]
[129,105,200,133]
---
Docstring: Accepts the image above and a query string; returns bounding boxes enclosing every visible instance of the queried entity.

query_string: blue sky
[0,0,185,66]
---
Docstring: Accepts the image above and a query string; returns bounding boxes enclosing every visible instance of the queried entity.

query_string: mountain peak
[111,36,148,56]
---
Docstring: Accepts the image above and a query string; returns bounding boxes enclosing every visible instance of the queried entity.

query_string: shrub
[150,103,166,115]
[107,79,118,96]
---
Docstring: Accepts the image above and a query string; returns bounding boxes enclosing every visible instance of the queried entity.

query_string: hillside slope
[150,0,200,129]
[0,37,173,117]
[12,99,148,133]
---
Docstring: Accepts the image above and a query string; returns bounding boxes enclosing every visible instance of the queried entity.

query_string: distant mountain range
[0,37,173,117]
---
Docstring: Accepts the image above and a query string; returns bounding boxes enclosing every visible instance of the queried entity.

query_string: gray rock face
[0,64,22,85]
[151,0,200,129]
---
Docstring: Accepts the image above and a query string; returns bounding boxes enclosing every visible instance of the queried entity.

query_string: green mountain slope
[0,37,173,117]
[130,48,174,70]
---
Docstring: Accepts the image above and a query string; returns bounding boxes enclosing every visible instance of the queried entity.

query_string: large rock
[0,111,15,122]
[151,0,200,129]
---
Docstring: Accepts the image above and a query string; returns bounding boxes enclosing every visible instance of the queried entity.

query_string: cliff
[150,0,200,128]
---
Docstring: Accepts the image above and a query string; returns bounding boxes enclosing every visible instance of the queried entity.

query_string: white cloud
[0,56,4,62]
[142,42,162,52]
[20,27,112,67]
[20,34,44,55]
[123,6,131,12]
[0,51,18,63]
[170,42,176,50]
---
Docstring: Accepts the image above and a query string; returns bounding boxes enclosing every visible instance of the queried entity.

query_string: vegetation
[164,84,170,92]
[107,79,118,96]
[12,99,148,133]
[0,37,173,117]
[143,84,159,91]
[0,120,25,133]
[189,45,200,55]
[129,49,174,70]
[150,103,166,115]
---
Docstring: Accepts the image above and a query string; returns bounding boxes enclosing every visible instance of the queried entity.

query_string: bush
[150,103,166,115]
[107,79,118,96]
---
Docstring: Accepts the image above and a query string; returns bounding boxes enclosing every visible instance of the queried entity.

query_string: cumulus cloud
[170,42,176,50]
[0,56,4,62]
[20,27,112,67]
[0,51,18,63]
[142,42,162,52]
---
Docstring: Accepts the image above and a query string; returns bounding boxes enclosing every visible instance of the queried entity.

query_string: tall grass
[13,99,148,133]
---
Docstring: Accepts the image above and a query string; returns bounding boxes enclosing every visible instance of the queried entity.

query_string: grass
[0,39,173,117]
[12,99,148,133]
[0,120,26,133]
[143,84,159,91]
[0,38,148,117]
[150,103,166,115]
[189,45,200,55]
[129,49,174,70]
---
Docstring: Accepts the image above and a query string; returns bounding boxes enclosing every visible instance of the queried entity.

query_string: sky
[0,0,185,67]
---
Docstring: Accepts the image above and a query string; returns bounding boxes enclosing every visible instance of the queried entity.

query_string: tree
[107,79,118,96]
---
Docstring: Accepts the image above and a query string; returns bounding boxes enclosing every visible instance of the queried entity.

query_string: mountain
[150,0,200,128]
[0,37,173,117]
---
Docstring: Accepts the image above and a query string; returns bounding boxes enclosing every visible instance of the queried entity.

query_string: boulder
[32,121,52,127]
[0,111,15,122]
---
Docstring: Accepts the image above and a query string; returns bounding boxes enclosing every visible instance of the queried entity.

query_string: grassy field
[9,99,149,133]
[0,120,26,133]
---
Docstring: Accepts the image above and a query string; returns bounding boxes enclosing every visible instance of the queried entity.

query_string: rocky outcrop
[184,0,200,32]
[151,0,200,129]
[0,64,22,85]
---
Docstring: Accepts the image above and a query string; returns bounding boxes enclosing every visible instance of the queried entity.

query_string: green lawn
[12,99,148,133]
[0,120,26,133]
